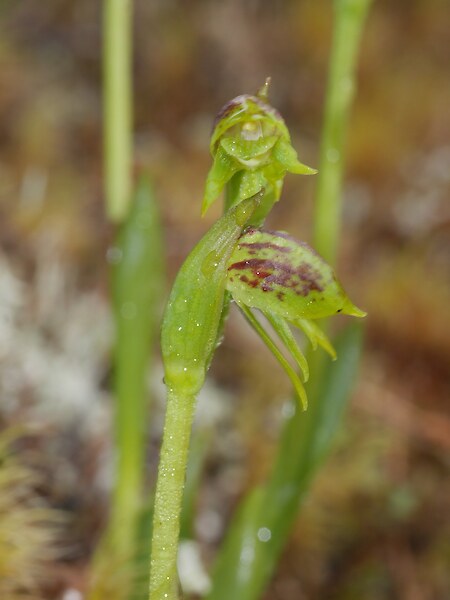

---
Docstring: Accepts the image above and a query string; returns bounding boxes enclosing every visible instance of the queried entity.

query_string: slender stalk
[103,0,137,561]
[90,5,156,597]
[103,0,133,222]
[149,390,196,600]
[104,0,135,545]
[314,0,372,264]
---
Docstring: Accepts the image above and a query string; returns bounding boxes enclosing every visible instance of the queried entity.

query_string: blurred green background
[0,1,449,599]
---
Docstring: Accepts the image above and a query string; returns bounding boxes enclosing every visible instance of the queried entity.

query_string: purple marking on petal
[213,96,284,131]
[229,258,324,296]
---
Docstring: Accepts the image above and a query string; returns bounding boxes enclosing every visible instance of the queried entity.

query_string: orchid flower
[202,79,316,224]
[226,227,365,408]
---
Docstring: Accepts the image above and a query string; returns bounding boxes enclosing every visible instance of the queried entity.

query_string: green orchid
[226,227,366,409]
[202,80,317,223]
[150,84,367,600]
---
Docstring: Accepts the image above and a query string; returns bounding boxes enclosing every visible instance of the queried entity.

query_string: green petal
[340,297,367,318]
[220,136,278,164]
[237,303,308,410]
[245,181,283,228]
[238,170,267,203]
[210,95,291,154]
[260,163,285,203]
[292,317,336,360]
[264,311,309,382]
[202,146,239,216]
[273,138,317,175]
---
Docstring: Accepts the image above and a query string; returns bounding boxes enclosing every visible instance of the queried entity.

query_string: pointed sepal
[293,317,337,360]
[273,139,317,175]
[237,303,308,410]
[264,310,309,382]
[202,146,239,216]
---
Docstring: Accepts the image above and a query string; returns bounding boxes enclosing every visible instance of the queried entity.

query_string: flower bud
[161,194,261,397]
[202,86,316,217]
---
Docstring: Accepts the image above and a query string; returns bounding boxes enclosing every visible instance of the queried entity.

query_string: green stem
[314,0,372,264]
[149,390,196,600]
[103,0,133,222]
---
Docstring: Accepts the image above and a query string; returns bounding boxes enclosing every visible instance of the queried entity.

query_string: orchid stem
[149,389,196,600]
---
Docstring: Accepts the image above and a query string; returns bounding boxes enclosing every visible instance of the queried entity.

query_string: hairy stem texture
[149,390,196,599]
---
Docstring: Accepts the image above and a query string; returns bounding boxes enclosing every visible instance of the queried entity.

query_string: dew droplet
[201,250,220,277]
[257,527,272,542]
[235,202,252,226]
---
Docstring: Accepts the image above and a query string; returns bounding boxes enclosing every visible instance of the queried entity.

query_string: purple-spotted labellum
[227,228,365,319]
[226,228,366,408]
